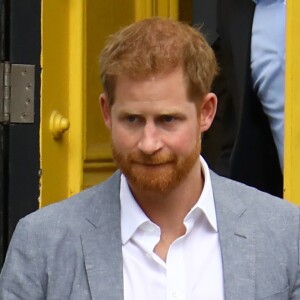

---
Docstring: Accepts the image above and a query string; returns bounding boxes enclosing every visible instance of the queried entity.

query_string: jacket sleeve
[0,219,44,300]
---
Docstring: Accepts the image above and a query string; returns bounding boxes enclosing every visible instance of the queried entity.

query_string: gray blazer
[0,171,299,299]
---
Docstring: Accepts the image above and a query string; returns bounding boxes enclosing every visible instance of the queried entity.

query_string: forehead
[110,71,202,119]
[113,68,190,106]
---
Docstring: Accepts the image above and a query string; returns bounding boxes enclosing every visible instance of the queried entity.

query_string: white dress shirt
[120,156,224,300]
[251,0,286,170]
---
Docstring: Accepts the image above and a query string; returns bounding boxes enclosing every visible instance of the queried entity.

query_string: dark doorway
[0,0,40,267]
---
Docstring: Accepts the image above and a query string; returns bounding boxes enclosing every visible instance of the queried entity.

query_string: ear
[100,93,112,130]
[199,92,217,133]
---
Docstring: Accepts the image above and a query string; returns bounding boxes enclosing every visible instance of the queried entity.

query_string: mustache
[128,152,177,165]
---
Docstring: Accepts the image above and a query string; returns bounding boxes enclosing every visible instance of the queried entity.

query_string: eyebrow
[117,110,186,117]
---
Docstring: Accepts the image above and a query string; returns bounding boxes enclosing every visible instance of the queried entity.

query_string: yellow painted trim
[40,0,85,206]
[169,0,179,20]
[135,0,153,20]
[135,0,178,20]
[68,0,85,196]
[284,0,300,204]
[157,0,178,19]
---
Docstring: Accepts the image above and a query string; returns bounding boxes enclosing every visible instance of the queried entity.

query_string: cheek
[111,126,136,150]
[169,128,200,153]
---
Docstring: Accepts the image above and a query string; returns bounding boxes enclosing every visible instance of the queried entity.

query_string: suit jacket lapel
[81,171,124,300]
[79,170,257,300]
[211,171,255,300]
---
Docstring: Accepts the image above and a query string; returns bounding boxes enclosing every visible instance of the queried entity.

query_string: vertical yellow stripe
[156,0,178,19]
[135,0,153,20]
[169,0,179,20]
[135,0,178,20]
[68,0,85,196]
[284,0,300,204]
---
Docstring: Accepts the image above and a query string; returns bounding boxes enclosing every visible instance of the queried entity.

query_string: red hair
[99,17,218,105]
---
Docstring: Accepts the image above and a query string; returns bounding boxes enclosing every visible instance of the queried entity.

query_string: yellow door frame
[40,0,85,206]
[284,0,300,204]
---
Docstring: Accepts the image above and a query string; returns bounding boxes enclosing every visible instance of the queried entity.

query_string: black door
[0,0,41,266]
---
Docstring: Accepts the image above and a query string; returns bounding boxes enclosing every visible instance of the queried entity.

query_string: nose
[137,122,163,155]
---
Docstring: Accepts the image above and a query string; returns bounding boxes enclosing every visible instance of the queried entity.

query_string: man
[0,17,299,299]
[202,0,285,197]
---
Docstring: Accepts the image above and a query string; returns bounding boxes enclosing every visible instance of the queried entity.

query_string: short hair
[99,17,218,106]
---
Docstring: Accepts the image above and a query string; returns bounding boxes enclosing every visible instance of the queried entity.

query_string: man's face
[101,68,206,193]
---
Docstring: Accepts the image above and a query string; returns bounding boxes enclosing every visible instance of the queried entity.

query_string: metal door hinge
[0,62,35,124]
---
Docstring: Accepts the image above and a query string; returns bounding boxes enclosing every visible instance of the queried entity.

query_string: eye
[127,115,138,123]
[160,115,176,123]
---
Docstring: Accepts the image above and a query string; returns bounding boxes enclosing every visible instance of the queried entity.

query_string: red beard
[112,142,200,193]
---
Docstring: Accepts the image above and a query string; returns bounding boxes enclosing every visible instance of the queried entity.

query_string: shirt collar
[120,174,149,244]
[187,156,218,232]
[120,155,218,245]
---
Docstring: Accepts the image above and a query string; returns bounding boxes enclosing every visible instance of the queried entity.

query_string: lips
[129,153,176,166]
[131,159,174,166]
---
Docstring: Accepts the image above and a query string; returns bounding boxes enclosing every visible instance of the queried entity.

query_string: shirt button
[171,291,184,300]
[172,291,179,298]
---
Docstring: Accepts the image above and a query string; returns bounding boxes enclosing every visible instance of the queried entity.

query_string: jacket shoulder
[20,170,121,229]
[210,170,299,217]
